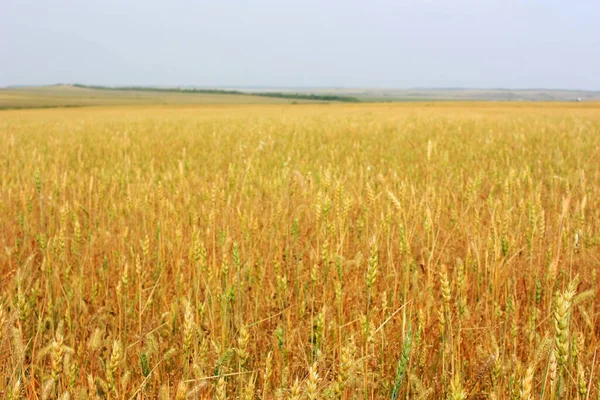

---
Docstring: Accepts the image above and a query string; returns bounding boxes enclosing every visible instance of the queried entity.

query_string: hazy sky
[1,0,599,89]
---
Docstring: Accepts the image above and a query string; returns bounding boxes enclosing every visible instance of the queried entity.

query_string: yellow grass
[0,103,599,399]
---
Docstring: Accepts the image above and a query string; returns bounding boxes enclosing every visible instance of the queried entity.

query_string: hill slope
[0,85,324,109]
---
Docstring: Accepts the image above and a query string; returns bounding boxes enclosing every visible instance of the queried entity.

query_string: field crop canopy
[0,102,599,399]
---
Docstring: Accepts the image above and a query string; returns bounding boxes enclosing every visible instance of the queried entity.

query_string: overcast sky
[1,0,599,89]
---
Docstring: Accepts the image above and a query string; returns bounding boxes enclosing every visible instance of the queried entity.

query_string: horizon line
[2,83,600,92]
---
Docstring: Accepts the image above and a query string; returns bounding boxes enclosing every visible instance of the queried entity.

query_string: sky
[1,0,599,89]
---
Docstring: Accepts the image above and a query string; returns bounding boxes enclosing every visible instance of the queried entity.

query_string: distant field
[244,87,600,102]
[0,85,319,109]
[4,85,599,110]
[1,103,599,399]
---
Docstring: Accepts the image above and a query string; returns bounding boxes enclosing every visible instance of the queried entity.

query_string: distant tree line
[73,84,245,95]
[73,84,360,102]
[254,92,359,102]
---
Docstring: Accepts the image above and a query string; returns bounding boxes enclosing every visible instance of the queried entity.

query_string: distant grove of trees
[73,84,360,102]
[255,92,359,102]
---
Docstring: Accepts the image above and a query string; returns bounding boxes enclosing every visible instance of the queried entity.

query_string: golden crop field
[1,103,599,399]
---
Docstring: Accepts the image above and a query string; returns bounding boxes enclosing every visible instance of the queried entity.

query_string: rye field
[1,103,600,399]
